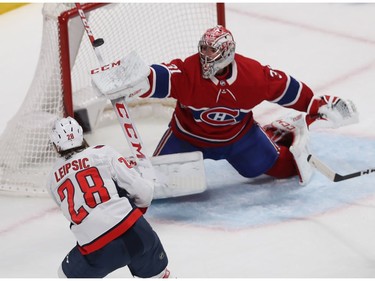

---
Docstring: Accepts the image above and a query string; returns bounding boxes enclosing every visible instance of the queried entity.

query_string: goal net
[0,3,225,197]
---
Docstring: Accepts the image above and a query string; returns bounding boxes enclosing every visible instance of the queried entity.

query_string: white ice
[1,3,375,278]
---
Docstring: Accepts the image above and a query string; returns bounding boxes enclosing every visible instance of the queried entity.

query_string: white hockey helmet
[50,117,84,152]
[198,25,236,79]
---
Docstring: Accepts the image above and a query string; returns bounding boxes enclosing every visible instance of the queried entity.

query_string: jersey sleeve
[107,147,154,208]
[264,65,314,112]
[141,58,188,100]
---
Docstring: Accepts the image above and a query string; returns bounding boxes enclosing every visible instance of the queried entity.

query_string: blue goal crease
[147,133,375,229]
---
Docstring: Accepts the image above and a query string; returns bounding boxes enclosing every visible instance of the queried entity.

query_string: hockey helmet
[198,25,236,79]
[50,117,84,152]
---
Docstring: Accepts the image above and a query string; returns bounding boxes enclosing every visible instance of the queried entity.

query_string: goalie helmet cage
[0,3,225,197]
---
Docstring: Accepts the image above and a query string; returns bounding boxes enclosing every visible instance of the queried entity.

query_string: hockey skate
[266,113,313,185]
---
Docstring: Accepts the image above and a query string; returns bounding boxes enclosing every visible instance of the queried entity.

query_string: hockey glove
[307,95,359,129]
[91,51,150,101]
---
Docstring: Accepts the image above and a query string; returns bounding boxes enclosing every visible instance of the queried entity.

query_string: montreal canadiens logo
[200,107,240,126]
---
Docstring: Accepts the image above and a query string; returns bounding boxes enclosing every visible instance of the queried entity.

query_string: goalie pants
[60,216,168,278]
[154,123,297,179]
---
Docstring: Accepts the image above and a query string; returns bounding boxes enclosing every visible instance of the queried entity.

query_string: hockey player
[92,25,358,185]
[47,117,170,278]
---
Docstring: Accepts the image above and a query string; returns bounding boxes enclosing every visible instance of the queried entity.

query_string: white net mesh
[0,3,221,196]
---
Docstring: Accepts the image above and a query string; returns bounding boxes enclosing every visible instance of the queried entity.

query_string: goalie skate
[270,113,313,185]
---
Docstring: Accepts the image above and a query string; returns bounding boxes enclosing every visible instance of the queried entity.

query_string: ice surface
[1,3,375,278]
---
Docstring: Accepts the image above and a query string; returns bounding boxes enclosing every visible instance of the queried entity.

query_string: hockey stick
[75,3,106,65]
[74,3,207,198]
[307,154,375,182]
[75,3,153,172]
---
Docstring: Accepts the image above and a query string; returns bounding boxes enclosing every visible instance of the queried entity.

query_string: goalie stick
[307,154,375,182]
[74,3,207,198]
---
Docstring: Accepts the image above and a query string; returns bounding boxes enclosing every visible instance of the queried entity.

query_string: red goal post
[0,3,226,196]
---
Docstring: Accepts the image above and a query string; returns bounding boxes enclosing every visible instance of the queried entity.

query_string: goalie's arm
[263,67,359,130]
[139,62,183,100]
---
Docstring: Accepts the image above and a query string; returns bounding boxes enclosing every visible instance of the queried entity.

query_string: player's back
[47,145,142,252]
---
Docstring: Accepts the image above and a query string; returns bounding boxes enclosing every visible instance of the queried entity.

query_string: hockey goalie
[92,25,359,192]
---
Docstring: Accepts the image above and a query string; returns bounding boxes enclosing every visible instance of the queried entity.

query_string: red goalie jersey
[142,53,314,147]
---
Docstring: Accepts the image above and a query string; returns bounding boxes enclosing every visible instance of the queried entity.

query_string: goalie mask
[50,117,84,152]
[198,25,236,79]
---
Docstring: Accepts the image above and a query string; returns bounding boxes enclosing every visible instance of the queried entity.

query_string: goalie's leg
[154,123,312,184]
[153,127,200,156]
[264,146,297,179]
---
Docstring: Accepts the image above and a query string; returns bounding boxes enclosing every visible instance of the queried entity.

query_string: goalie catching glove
[91,51,150,101]
[306,95,359,129]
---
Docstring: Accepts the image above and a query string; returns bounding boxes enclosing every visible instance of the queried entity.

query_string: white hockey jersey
[47,145,154,254]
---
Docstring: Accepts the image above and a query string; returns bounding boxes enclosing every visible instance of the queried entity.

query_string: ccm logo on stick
[115,102,146,159]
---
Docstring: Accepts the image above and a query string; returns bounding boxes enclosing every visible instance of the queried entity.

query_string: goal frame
[58,3,226,118]
[0,2,226,197]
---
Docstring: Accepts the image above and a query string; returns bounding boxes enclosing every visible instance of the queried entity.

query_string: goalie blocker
[91,51,151,102]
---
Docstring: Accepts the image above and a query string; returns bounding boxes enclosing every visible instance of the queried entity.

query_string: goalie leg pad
[265,113,314,185]
[150,151,207,199]
[289,120,313,185]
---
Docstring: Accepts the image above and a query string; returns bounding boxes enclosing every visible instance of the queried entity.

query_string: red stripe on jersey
[153,127,173,156]
[77,208,142,255]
